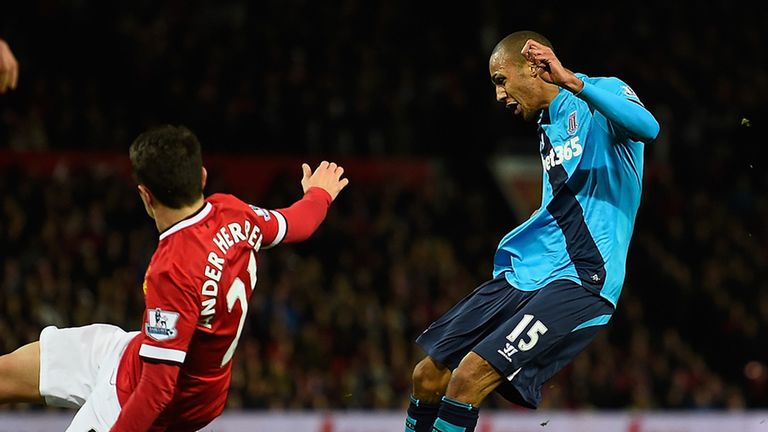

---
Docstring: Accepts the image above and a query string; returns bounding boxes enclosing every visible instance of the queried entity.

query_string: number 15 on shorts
[497,314,548,362]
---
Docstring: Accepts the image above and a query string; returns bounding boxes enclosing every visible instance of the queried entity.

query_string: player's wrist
[563,76,584,95]
[305,186,333,204]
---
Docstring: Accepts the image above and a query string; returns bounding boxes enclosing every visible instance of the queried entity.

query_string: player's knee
[412,357,450,401]
[446,352,502,405]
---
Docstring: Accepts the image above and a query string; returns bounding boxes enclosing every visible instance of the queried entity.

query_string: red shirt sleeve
[249,187,332,248]
[110,361,180,431]
[276,187,332,243]
[139,264,199,363]
[111,262,199,430]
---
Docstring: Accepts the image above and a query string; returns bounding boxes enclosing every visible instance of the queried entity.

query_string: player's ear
[137,184,153,206]
[201,167,208,191]
[137,184,157,219]
[522,60,536,79]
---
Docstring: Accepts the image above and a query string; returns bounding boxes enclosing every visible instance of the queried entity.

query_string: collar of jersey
[159,201,213,241]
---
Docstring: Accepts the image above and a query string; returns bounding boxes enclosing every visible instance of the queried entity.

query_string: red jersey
[116,192,295,430]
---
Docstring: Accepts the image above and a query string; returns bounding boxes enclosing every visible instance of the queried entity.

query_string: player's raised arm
[256,161,348,247]
[522,39,659,143]
[0,39,19,93]
[577,78,659,143]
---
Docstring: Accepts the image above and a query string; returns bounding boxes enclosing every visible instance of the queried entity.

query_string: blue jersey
[493,74,659,306]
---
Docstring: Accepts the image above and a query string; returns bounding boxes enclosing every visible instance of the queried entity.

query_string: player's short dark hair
[493,31,554,65]
[129,125,203,209]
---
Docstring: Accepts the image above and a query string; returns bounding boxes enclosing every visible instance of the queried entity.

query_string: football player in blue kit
[404,31,660,432]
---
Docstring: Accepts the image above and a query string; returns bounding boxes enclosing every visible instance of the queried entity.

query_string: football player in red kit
[0,125,349,431]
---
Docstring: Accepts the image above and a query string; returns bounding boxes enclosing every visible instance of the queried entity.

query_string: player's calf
[0,342,44,404]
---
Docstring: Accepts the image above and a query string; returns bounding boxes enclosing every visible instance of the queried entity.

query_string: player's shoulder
[207,192,269,222]
[150,233,208,294]
[555,74,595,120]
[154,232,205,265]
[146,246,195,287]
[155,202,218,262]
[581,74,640,100]
[581,74,623,88]
[207,192,248,208]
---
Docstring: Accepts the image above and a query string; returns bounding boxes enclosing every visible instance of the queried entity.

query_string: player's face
[489,52,541,121]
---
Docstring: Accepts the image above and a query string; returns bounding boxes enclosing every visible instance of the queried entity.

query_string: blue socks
[405,395,440,432]
[405,395,480,432]
[432,396,479,432]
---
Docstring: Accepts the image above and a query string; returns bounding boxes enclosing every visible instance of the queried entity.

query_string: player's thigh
[497,320,608,408]
[40,324,137,409]
[415,276,535,370]
[64,329,134,432]
[473,280,612,382]
[66,388,120,432]
[0,341,43,404]
[65,375,122,432]
[532,320,607,384]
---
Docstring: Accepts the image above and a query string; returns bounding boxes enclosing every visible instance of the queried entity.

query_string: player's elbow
[646,117,660,142]
[635,116,660,143]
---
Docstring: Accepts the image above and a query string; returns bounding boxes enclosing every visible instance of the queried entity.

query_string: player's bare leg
[0,341,44,404]
[444,351,502,405]
[404,356,451,432]
[412,356,451,403]
[431,351,502,432]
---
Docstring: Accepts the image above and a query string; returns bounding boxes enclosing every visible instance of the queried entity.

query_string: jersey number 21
[221,250,257,367]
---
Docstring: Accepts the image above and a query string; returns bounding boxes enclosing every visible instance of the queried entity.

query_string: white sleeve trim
[264,210,287,249]
[139,344,187,363]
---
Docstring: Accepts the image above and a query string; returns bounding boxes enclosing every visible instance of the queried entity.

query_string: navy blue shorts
[416,275,614,408]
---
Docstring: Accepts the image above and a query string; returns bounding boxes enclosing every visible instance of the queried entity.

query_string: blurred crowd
[1,154,766,411]
[2,2,764,162]
[1,0,767,412]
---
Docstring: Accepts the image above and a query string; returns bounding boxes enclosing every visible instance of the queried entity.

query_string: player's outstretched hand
[521,39,582,93]
[301,161,349,201]
[0,39,19,94]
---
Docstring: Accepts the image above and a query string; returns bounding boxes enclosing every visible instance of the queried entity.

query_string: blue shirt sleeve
[576,78,660,144]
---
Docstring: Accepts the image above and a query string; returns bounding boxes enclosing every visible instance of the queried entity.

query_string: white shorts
[39,324,139,432]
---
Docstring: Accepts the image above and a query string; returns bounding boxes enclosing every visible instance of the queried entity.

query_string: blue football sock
[405,395,440,432]
[432,396,479,432]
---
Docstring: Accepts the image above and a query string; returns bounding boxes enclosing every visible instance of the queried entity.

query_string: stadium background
[1,0,767,429]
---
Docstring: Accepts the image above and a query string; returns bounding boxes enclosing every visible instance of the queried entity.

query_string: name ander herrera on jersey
[199,216,263,328]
